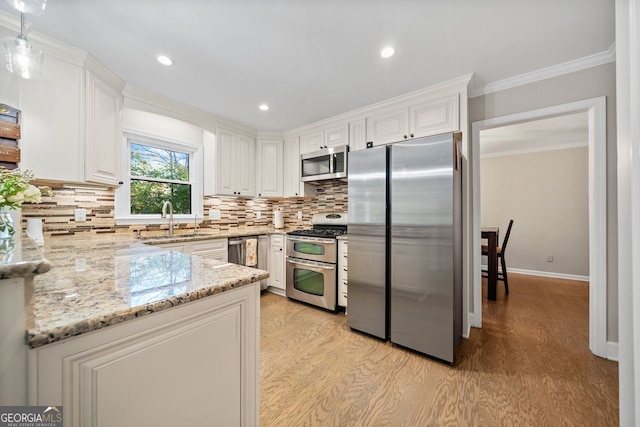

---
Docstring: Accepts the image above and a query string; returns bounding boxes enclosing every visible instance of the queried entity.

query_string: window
[116,131,203,224]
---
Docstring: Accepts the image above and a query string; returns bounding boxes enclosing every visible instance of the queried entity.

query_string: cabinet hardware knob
[403,135,408,139]
[295,193,298,196]
[118,181,123,185]
[258,193,261,197]
[410,133,414,138]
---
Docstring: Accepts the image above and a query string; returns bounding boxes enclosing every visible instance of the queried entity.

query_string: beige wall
[481,147,589,277]
[469,61,618,342]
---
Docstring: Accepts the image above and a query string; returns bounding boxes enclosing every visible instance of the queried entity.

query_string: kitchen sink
[140,232,220,244]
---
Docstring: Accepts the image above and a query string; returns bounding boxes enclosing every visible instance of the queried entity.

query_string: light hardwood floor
[260,274,618,426]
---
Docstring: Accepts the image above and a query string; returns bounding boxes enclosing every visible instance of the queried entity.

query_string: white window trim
[115,129,203,225]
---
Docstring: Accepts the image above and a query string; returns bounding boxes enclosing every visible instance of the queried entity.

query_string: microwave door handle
[329,153,335,173]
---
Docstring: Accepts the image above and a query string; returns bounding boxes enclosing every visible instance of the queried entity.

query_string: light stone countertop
[8,227,298,349]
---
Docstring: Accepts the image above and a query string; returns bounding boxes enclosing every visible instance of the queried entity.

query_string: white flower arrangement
[0,167,42,208]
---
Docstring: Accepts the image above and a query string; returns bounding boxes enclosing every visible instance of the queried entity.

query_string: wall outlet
[74,208,86,222]
[209,209,221,220]
[546,254,554,262]
[256,211,262,219]
[297,211,303,220]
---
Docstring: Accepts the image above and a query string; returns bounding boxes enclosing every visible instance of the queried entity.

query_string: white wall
[481,147,589,277]
[122,108,204,145]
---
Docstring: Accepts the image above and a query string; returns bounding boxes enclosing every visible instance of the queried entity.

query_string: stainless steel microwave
[301,145,348,182]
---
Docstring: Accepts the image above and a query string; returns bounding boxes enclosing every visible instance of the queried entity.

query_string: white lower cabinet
[28,284,259,427]
[269,234,285,291]
[338,239,348,307]
[153,238,228,262]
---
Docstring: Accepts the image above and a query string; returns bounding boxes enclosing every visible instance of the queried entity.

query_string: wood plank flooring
[260,274,618,426]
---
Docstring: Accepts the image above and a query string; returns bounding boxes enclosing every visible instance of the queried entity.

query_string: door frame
[469,96,608,358]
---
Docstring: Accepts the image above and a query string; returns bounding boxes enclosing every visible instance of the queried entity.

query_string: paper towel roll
[273,209,284,229]
[26,218,44,246]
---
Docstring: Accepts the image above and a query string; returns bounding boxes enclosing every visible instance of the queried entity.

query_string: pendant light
[4,0,46,16]
[2,0,46,79]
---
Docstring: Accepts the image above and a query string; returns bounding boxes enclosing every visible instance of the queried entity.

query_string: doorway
[470,97,608,358]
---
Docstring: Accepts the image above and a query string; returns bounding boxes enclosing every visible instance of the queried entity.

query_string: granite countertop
[139,226,296,244]
[0,235,52,279]
[14,227,299,349]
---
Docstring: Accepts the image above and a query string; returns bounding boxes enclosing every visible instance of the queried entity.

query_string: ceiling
[479,112,589,158]
[7,0,615,132]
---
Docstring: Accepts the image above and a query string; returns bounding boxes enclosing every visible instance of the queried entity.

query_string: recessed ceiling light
[381,47,395,58]
[157,55,174,66]
[259,104,270,111]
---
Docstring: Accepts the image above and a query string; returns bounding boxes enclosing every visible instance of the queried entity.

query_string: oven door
[286,257,337,311]
[286,235,336,263]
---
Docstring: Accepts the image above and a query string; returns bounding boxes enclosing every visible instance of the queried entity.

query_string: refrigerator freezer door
[347,146,388,339]
[390,134,455,362]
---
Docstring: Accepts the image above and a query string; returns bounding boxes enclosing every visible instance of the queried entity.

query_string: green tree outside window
[130,143,192,215]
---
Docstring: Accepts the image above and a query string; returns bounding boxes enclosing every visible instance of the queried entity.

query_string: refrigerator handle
[453,132,462,171]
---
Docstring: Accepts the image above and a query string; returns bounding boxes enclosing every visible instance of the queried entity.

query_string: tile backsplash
[20,181,347,238]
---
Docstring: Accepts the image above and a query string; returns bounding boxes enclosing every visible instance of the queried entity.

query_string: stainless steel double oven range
[286,212,347,312]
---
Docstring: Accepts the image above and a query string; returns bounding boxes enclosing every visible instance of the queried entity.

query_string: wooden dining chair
[482,219,514,295]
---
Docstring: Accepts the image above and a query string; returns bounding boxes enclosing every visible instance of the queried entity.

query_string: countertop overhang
[0,227,295,349]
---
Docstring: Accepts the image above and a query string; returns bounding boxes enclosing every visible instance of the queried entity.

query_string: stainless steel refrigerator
[347,133,462,363]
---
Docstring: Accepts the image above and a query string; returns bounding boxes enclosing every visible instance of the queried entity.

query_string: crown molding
[284,73,473,136]
[256,131,285,140]
[84,55,125,91]
[470,43,616,98]
[480,140,588,159]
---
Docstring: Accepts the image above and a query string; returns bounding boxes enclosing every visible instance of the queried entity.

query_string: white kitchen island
[0,233,266,427]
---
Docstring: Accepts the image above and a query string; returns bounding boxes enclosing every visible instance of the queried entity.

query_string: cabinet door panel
[85,72,122,185]
[300,131,323,154]
[236,134,255,197]
[366,108,408,146]
[257,140,283,198]
[20,56,83,182]
[79,307,241,427]
[349,119,367,152]
[269,235,285,290]
[216,128,236,196]
[410,94,459,137]
[283,136,301,197]
[324,124,348,148]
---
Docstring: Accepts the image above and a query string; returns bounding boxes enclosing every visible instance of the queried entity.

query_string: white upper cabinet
[409,94,459,138]
[17,52,125,186]
[324,124,349,148]
[349,119,367,152]
[19,55,84,182]
[84,69,123,186]
[283,136,302,197]
[236,134,256,196]
[365,94,460,146]
[214,127,256,197]
[299,131,323,154]
[366,108,409,146]
[256,139,283,198]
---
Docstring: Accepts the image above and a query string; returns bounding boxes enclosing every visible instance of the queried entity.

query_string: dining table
[481,226,500,301]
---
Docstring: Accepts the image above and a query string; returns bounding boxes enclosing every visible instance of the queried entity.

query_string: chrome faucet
[161,201,174,236]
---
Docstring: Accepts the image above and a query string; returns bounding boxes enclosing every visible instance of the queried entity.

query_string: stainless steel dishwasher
[228,235,269,290]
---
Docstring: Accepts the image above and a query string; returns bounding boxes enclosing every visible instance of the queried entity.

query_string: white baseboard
[509,268,589,282]
[481,265,589,282]
[607,341,619,362]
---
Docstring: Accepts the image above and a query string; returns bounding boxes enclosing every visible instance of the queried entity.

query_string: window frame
[115,130,203,225]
